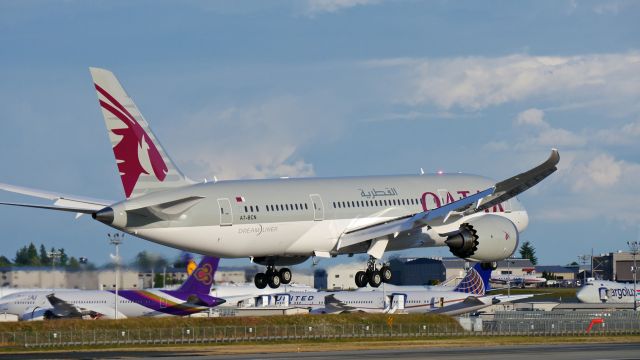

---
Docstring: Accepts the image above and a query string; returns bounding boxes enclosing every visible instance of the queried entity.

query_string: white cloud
[513,108,587,148]
[368,53,640,111]
[594,119,640,145]
[305,0,380,16]
[570,154,622,191]
[535,128,587,147]
[171,95,344,180]
[515,108,549,128]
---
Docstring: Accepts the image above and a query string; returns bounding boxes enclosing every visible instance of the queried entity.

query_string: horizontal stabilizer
[0,182,112,207]
[0,202,99,214]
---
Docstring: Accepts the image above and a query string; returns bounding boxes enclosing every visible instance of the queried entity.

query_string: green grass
[0,313,460,333]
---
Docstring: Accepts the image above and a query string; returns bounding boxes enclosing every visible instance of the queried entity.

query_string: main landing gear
[354,256,392,288]
[254,265,292,289]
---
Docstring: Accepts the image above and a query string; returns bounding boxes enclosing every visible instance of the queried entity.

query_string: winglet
[472,149,559,213]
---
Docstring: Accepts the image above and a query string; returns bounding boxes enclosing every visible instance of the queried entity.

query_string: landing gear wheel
[368,270,382,288]
[355,271,368,288]
[268,272,281,289]
[279,268,292,285]
[380,266,392,283]
[254,273,267,289]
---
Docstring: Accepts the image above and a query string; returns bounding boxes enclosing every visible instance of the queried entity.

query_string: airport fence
[1,311,639,349]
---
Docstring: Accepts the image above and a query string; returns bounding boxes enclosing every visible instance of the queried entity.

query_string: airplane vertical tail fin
[453,263,492,296]
[177,256,219,295]
[89,67,191,199]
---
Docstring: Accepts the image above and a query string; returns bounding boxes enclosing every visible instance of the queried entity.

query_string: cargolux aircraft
[576,280,640,304]
[0,257,225,320]
[0,68,560,290]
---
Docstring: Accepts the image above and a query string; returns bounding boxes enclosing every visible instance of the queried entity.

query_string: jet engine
[444,214,519,262]
[21,308,56,321]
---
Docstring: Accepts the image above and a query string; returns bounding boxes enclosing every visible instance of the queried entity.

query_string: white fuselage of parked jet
[577,280,640,304]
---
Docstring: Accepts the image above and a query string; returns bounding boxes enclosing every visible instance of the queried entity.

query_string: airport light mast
[108,233,123,320]
[627,241,639,311]
[47,250,61,292]
[577,255,590,286]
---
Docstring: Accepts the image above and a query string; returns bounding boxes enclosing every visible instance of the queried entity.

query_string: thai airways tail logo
[95,84,168,198]
[194,263,214,285]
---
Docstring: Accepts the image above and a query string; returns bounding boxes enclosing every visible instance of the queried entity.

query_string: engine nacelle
[445,214,519,262]
[21,308,56,321]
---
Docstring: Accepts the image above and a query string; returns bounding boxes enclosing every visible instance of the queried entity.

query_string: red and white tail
[89,67,190,199]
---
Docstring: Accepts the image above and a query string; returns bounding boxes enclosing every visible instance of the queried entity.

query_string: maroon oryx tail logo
[95,84,168,198]
[194,263,214,285]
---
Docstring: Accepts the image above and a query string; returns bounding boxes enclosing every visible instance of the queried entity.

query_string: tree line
[0,243,192,273]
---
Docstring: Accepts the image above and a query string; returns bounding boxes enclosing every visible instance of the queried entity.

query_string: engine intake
[445,214,519,262]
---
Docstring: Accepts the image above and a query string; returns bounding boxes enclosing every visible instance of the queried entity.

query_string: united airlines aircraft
[0,68,559,290]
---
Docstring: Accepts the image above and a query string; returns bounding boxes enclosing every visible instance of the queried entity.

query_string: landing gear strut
[254,266,292,289]
[355,256,392,288]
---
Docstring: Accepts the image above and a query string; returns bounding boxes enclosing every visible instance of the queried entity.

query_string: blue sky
[1,0,639,269]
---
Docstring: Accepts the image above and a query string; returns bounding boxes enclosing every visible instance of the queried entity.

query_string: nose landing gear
[254,266,292,289]
[354,256,392,288]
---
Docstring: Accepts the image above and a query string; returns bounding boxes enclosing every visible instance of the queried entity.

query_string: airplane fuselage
[103,174,528,263]
[0,289,212,319]
[577,280,640,304]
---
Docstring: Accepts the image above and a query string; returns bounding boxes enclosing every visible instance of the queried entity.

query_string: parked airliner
[0,257,225,320]
[490,273,546,287]
[577,280,640,304]
[0,68,559,290]
[250,264,532,314]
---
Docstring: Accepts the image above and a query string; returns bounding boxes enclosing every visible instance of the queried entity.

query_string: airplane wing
[46,294,125,319]
[323,294,357,314]
[490,294,537,303]
[431,296,490,316]
[337,149,559,252]
[0,182,113,214]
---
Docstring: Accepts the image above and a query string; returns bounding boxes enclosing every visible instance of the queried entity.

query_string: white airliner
[490,273,546,287]
[251,264,532,315]
[0,257,225,320]
[577,280,640,304]
[0,68,559,290]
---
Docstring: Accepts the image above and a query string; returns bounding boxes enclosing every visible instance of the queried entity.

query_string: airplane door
[391,294,406,310]
[599,287,609,303]
[217,198,233,226]
[310,194,324,221]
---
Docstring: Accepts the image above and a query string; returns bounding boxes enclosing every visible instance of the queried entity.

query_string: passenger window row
[332,198,423,209]
[244,203,309,213]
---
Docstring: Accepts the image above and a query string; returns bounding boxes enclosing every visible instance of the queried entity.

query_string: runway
[2,342,639,360]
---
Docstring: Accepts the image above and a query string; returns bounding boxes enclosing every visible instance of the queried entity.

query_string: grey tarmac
[2,343,640,360]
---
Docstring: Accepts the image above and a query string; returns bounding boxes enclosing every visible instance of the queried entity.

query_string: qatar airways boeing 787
[0,68,559,290]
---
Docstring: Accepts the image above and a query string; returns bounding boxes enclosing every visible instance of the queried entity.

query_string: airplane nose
[576,288,587,303]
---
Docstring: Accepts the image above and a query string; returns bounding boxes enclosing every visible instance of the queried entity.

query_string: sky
[0,0,639,269]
